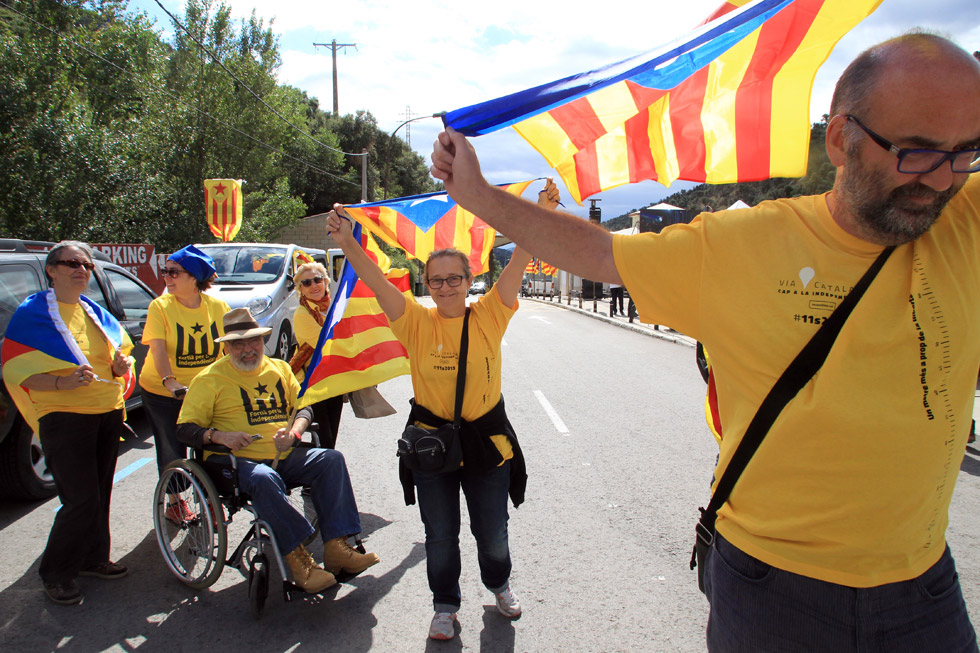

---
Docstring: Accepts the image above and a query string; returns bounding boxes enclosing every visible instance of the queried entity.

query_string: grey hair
[44,240,95,283]
[426,248,472,281]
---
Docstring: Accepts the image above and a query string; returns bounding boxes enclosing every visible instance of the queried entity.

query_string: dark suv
[0,239,156,500]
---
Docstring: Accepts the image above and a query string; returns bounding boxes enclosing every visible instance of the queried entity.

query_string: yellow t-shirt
[614,174,980,588]
[31,302,124,419]
[292,304,324,385]
[177,356,300,462]
[140,293,230,396]
[389,287,516,460]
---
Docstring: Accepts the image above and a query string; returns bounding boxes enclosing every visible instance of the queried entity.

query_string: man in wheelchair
[175,307,378,593]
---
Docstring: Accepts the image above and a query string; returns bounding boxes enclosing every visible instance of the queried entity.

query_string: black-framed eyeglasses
[300,276,324,287]
[160,267,183,278]
[846,115,980,174]
[54,259,95,271]
[427,275,464,289]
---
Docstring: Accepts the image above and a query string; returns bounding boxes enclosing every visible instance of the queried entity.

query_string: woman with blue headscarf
[140,245,230,524]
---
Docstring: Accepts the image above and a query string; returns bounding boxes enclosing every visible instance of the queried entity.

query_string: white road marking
[530,316,551,324]
[534,390,569,434]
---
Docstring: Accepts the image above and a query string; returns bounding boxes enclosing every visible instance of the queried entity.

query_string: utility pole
[312,39,356,115]
[399,106,420,148]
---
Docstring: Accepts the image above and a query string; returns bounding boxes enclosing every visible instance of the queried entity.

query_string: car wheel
[275,323,292,360]
[0,417,57,500]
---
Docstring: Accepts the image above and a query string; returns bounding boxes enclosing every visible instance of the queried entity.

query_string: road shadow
[961,447,979,477]
[0,527,426,652]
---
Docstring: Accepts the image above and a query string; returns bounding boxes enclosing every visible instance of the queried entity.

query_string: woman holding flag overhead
[326,178,560,641]
[289,257,344,449]
[1,241,134,606]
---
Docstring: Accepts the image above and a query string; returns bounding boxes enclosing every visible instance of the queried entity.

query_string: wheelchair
[151,428,367,619]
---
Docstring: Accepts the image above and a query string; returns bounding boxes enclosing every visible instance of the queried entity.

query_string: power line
[0,0,360,188]
[153,0,365,158]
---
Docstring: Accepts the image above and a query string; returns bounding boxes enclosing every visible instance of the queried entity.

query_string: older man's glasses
[846,115,980,174]
[54,259,95,271]
[427,275,464,289]
[300,276,324,287]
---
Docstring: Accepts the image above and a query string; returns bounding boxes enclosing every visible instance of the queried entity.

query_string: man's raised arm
[430,128,623,285]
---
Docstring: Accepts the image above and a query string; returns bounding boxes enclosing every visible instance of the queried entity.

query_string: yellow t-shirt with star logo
[140,293,230,396]
[177,356,299,461]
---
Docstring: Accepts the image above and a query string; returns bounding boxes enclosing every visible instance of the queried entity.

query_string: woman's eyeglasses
[300,276,325,287]
[427,275,464,289]
[160,267,184,278]
[54,259,95,271]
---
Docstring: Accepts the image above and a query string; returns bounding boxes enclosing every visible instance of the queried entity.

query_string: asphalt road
[1,298,977,652]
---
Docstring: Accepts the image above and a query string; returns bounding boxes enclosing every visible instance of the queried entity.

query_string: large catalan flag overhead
[443,0,882,204]
[342,181,535,275]
[2,290,134,430]
[298,221,410,407]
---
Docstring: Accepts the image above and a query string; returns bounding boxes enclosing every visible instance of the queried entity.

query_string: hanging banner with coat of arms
[204,179,243,242]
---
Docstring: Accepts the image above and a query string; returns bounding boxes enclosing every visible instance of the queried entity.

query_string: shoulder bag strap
[697,245,895,540]
[452,307,471,429]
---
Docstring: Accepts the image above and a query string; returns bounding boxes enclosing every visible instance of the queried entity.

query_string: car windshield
[197,245,288,284]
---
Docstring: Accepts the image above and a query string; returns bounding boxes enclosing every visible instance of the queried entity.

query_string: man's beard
[229,350,262,372]
[840,148,962,244]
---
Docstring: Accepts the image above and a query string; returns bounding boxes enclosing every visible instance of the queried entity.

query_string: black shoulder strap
[699,245,895,535]
[452,307,471,429]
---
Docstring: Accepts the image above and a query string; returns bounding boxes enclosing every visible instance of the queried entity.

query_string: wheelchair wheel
[287,486,319,547]
[152,459,227,589]
[248,552,270,620]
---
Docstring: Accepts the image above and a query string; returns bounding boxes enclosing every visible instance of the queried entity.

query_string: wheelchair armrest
[293,422,321,449]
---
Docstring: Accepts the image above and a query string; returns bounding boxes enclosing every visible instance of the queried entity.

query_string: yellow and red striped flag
[298,221,409,406]
[342,181,534,275]
[204,179,243,242]
[443,0,881,203]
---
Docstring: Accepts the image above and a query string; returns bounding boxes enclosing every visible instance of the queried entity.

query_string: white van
[195,243,327,359]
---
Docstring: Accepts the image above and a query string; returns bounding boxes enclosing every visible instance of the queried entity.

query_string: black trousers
[38,409,123,584]
[310,394,344,449]
[610,286,625,314]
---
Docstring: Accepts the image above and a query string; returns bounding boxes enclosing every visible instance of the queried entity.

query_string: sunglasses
[300,276,325,287]
[54,259,95,271]
[160,267,184,278]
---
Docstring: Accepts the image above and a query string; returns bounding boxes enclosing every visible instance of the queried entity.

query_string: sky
[127,0,980,221]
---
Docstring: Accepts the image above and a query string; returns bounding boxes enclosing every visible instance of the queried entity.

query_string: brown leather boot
[284,544,336,593]
[322,536,380,575]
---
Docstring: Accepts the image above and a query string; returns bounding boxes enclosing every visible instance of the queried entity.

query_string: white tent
[647,202,685,212]
[727,199,751,210]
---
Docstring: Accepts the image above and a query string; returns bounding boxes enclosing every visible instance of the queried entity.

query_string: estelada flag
[1,290,134,431]
[204,179,243,242]
[342,181,535,275]
[443,0,881,203]
[298,220,410,407]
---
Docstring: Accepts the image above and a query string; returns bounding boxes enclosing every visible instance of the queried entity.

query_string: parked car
[195,243,327,360]
[0,239,156,500]
[468,280,487,295]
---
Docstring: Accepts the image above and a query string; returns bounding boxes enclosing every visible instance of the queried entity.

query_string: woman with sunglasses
[139,245,229,524]
[289,261,344,448]
[2,241,134,605]
[326,179,560,641]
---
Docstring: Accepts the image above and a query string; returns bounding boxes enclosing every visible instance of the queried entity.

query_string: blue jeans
[414,461,513,613]
[230,448,362,555]
[705,532,979,652]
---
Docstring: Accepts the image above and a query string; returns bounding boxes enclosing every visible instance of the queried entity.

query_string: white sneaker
[495,586,522,617]
[428,612,456,640]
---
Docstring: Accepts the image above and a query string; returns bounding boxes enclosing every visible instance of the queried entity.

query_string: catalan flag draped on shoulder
[341,181,535,275]
[443,0,882,204]
[297,221,411,408]
[1,290,134,430]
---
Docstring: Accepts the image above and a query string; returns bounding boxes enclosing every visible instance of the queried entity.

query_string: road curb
[522,296,696,348]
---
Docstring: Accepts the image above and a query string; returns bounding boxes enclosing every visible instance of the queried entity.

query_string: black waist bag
[396,307,470,476]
